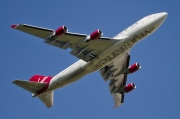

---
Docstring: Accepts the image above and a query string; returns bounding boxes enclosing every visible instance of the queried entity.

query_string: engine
[49,25,68,39]
[128,63,141,73]
[85,29,103,42]
[124,83,136,93]
[54,25,68,36]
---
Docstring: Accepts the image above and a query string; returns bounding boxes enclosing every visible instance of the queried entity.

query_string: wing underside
[100,52,130,107]
[12,24,120,62]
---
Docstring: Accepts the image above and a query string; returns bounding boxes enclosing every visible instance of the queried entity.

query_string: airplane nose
[152,12,168,28]
[161,12,168,19]
[157,12,168,23]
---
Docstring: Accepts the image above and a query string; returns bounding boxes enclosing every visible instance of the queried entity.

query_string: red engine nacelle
[85,29,103,42]
[124,83,136,93]
[54,25,68,36]
[128,63,141,73]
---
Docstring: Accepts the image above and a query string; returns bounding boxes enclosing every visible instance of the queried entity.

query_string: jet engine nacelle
[54,25,68,36]
[128,63,141,73]
[124,83,136,93]
[85,29,103,42]
[49,25,68,39]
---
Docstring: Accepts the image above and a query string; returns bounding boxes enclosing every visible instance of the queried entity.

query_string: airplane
[11,12,168,108]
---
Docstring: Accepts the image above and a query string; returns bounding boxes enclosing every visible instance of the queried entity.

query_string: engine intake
[124,83,136,93]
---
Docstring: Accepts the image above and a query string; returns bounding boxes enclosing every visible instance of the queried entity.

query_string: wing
[99,52,130,108]
[12,24,120,62]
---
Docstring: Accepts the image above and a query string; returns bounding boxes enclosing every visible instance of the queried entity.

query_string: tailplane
[12,80,46,93]
[38,91,54,108]
[12,75,54,108]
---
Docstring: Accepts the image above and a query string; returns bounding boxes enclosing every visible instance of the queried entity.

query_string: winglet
[11,24,18,28]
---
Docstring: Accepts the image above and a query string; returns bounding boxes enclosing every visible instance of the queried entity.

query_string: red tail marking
[29,75,52,83]
[29,75,53,94]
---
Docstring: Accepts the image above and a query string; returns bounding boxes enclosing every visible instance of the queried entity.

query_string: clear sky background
[1,0,180,119]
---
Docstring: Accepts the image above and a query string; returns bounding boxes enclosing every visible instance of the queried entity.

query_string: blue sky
[1,0,180,119]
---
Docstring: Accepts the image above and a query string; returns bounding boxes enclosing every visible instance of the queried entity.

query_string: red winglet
[11,24,18,28]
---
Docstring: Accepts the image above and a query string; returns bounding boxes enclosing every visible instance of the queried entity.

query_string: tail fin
[12,74,54,108]
[29,75,53,83]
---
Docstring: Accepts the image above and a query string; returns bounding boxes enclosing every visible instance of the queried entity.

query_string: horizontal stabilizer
[12,80,46,93]
[38,91,54,108]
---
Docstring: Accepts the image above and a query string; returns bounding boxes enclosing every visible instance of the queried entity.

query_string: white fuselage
[48,12,167,91]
